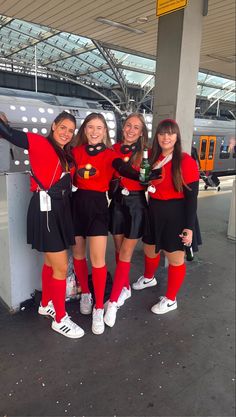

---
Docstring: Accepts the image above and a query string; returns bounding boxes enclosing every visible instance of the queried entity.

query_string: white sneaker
[104,302,118,327]
[52,314,84,338]
[117,286,131,307]
[151,296,177,315]
[92,308,105,335]
[38,301,55,319]
[132,276,157,290]
[80,293,93,315]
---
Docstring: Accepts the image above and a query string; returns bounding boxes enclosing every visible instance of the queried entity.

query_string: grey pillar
[153,0,205,152]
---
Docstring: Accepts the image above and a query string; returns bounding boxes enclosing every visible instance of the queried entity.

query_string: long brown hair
[150,119,183,192]
[75,112,112,147]
[47,111,76,170]
[122,113,148,166]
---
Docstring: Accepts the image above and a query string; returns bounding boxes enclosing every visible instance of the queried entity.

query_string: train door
[199,136,216,172]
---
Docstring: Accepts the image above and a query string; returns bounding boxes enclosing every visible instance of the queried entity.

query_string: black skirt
[109,189,148,239]
[27,192,75,252]
[72,189,109,237]
[143,198,186,253]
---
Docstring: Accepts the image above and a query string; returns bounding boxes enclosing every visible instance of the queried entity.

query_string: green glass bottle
[183,232,194,261]
[139,148,151,185]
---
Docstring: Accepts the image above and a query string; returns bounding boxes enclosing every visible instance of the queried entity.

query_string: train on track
[0,87,235,177]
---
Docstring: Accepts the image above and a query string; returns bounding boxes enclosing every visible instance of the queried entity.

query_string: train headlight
[109,130,115,138]
[107,113,114,121]
[108,121,115,129]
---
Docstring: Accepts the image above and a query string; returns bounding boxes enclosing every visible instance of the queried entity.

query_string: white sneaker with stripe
[38,301,55,319]
[52,314,85,338]
[132,276,157,290]
[151,296,177,315]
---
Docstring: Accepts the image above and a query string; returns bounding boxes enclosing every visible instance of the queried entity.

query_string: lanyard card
[39,191,51,212]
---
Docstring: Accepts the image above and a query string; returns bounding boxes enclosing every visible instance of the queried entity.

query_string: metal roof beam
[93,40,129,107]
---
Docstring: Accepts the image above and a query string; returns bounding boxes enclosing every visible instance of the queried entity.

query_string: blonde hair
[75,113,112,147]
[122,113,149,166]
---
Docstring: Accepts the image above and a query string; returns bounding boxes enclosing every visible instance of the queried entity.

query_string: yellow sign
[157,0,188,17]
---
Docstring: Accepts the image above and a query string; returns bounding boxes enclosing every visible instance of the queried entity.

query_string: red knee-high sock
[92,265,107,309]
[115,251,119,264]
[144,254,161,278]
[166,263,186,301]
[73,258,89,293]
[41,264,53,307]
[110,260,131,303]
[51,277,66,322]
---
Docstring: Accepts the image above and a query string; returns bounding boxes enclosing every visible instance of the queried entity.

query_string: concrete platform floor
[0,179,235,417]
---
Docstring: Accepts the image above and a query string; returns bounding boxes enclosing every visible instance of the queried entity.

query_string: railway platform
[0,178,235,417]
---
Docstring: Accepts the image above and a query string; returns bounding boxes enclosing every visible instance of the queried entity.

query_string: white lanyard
[153,153,173,169]
[148,153,173,194]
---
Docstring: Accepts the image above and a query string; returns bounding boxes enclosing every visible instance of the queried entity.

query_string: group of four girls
[0,110,199,339]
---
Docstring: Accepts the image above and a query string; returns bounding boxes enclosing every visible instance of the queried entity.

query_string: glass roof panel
[123,70,154,87]
[0,15,235,104]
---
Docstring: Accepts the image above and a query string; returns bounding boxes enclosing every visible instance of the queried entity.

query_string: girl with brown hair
[132,119,199,315]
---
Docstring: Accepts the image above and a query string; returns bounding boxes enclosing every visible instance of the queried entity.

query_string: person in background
[132,119,199,314]
[0,111,84,338]
[72,113,116,335]
[103,114,149,328]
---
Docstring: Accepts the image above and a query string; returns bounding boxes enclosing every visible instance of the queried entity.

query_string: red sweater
[27,133,75,191]
[149,152,199,200]
[72,145,116,192]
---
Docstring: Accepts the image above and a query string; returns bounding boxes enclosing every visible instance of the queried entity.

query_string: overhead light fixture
[136,16,148,24]
[96,17,145,34]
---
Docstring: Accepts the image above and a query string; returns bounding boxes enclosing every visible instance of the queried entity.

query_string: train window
[200,140,207,160]
[208,140,215,160]
[219,145,230,159]
[233,146,236,159]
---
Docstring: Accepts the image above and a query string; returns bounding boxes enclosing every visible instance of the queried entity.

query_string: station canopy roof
[0,10,235,110]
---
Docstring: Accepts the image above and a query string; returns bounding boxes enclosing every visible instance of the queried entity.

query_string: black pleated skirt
[27,192,75,252]
[109,189,148,239]
[71,189,109,237]
[143,198,186,253]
